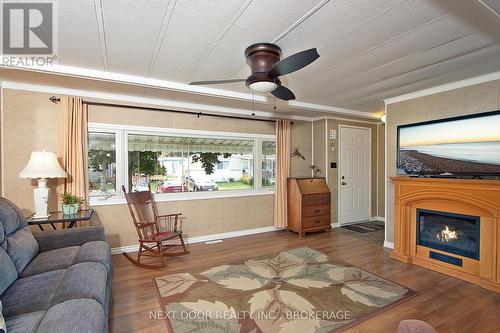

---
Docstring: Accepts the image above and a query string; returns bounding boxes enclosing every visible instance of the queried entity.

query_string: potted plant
[60,192,84,215]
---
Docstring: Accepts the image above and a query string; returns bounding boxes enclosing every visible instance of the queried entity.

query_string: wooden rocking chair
[122,185,188,269]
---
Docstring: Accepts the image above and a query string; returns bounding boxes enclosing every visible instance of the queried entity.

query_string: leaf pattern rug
[154,247,417,333]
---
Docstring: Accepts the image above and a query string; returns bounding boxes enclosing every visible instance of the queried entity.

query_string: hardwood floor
[110,229,500,333]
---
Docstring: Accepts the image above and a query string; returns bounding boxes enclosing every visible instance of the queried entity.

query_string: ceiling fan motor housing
[244,43,282,87]
[189,42,318,101]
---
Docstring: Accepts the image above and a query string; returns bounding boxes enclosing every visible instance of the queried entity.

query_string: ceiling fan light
[249,81,278,93]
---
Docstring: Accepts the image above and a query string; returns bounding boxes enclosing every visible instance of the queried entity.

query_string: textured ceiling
[4,0,500,117]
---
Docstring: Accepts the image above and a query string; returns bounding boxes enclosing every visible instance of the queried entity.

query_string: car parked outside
[133,180,150,192]
[157,181,187,193]
[184,176,218,191]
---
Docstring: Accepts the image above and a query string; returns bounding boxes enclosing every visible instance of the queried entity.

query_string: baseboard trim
[331,222,340,228]
[383,241,394,249]
[370,216,385,222]
[111,226,279,255]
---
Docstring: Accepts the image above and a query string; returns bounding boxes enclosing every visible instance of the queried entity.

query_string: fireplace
[390,177,500,293]
[417,208,480,260]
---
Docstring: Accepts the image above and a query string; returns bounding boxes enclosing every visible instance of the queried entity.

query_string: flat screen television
[397,110,500,176]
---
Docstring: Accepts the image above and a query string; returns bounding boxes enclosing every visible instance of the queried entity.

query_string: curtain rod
[49,96,288,124]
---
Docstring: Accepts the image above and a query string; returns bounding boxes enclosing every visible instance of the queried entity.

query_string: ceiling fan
[188,43,319,101]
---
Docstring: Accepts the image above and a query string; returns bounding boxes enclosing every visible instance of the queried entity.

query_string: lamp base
[33,179,50,219]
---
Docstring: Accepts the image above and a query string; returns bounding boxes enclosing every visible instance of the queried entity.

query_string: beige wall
[1,89,276,248]
[2,90,61,214]
[385,79,500,243]
[290,120,312,178]
[89,104,276,135]
[93,195,274,248]
[312,119,326,178]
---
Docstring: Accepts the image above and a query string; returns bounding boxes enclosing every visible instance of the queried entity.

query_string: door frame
[337,124,372,226]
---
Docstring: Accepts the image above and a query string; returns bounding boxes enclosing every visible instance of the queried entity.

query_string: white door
[339,126,371,225]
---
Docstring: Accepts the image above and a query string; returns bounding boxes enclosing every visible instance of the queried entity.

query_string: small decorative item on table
[60,191,84,216]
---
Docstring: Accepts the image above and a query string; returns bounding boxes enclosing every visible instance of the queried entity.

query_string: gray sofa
[0,197,112,333]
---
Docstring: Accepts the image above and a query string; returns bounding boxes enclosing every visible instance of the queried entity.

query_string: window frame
[261,140,277,189]
[88,122,275,206]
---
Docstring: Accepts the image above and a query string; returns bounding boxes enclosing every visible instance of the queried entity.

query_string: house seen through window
[127,134,256,193]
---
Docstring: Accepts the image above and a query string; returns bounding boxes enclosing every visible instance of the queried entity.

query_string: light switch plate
[329,129,336,140]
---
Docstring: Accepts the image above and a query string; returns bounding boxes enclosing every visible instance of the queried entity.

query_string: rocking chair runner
[122,186,188,269]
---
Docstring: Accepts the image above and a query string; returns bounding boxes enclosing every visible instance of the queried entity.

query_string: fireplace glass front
[416,208,480,260]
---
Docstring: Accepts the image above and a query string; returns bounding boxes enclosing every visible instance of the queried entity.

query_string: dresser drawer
[302,205,330,217]
[303,194,330,207]
[302,215,330,229]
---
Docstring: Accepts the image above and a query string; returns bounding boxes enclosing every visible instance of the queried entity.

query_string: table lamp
[19,151,67,219]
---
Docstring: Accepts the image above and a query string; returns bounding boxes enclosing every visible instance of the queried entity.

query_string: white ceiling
[4,0,500,117]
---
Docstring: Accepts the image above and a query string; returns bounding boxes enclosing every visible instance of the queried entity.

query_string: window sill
[89,189,275,207]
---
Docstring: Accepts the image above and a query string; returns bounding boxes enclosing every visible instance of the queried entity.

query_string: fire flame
[436,225,458,242]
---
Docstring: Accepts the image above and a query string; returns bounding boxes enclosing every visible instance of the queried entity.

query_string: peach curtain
[58,97,89,207]
[274,119,291,228]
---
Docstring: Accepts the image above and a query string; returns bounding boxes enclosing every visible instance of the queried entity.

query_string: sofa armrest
[34,226,106,252]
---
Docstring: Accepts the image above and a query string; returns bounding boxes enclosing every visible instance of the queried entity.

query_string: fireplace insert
[416,208,480,260]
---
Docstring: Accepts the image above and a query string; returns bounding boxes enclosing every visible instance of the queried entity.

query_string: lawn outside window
[88,123,275,205]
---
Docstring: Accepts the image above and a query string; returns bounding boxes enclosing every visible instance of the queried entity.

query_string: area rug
[154,247,417,333]
[342,222,384,233]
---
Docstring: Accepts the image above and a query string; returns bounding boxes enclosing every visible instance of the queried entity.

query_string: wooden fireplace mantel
[390,176,500,293]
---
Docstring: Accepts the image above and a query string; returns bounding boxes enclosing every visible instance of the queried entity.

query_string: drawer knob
[315,220,320,224]
[314,209,320,213]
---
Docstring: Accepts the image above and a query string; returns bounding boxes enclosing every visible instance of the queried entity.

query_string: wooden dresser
[287,178,331,237]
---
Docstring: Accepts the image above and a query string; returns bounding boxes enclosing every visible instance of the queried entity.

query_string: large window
[88,124,275,203]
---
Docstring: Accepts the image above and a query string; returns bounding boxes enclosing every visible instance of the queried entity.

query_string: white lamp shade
[381,114,387,123]
[249,81,278,93]
[19,151,67,179]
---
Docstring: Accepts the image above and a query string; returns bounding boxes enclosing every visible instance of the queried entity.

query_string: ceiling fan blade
[188,79,246,85]
[269,48,319,77]
[271,85,296,101]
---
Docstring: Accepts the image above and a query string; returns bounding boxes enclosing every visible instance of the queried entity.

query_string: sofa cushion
[0,247,17,295]
[0,197,39,273]
[1,270,65,318]
[36,299,105,333]
[20,241,111,278]
[73,241,112,276]
[51,262,108,309]
[5,300,106,333]
[0,300,6,333]
[5,311,45,333]
[20,246,79,278]
[0,198,27,237]
[6,227,39,273]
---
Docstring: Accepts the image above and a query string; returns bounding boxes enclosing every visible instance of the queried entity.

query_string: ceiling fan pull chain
[251,91,255,116]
